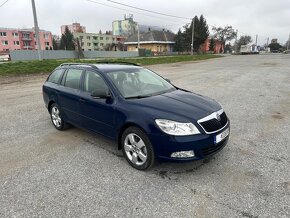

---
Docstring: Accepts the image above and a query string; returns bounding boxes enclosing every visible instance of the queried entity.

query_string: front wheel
[121,127,155,170]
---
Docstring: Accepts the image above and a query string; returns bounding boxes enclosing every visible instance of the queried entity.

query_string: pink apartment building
[0,27,53,52]
[61,23,86,34]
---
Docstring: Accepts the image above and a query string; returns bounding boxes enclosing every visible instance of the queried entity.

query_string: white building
[112,14,137,36]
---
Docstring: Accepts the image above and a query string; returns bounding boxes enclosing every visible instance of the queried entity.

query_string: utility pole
[137,23,140,49]
[255,34,258,45]
[266,37,269,47]
[235,29,238,53]
[191,18,194,55]
[287,34,290,50]
[31,0,42,60]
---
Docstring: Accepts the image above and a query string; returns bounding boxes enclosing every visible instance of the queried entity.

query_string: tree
[209,37,215,51]
[268,43,282,52]
[212,25,237,53]
[174,15,209,52]
[59,26,75,50]
[224,43,233,53]
[173,29,184,52]
[52,38,59,50]
[236,35,252,51]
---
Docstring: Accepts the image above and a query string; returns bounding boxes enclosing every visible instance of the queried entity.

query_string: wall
[9,50,138,61]
[127,43,173,52]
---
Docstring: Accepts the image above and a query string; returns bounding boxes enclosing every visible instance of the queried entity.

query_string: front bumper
[148,123,230,162]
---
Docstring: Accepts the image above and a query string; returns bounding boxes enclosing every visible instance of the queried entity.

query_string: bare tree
[212,25,237,53]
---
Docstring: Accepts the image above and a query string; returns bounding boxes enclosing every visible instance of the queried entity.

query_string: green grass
[0,54,222,76]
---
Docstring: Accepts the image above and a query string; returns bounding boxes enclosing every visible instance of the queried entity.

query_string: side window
[84,71,108,93]
[47,69,63,84]
[64,68,83,89]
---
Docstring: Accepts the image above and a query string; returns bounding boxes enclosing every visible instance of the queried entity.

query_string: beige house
[124,30,175,53]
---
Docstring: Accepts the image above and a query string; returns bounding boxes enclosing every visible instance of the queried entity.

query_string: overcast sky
[0,0,289,45]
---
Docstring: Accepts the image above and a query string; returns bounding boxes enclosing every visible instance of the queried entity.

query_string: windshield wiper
[125,95,152,99]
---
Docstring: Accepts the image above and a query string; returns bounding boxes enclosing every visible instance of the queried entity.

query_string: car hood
[126,89,221,122]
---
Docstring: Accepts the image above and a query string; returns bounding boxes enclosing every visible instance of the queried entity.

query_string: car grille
[199,112,228,133]
[202,138,228,156]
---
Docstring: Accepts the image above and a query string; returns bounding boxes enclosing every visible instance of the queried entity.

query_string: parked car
[43,63,230,170]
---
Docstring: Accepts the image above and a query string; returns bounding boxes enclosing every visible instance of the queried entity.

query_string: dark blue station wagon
[43,63,230,170]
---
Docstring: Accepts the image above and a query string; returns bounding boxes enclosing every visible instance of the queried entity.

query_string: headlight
[155,119,200,136]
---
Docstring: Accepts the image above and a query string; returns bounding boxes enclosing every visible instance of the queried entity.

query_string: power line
[87,0,183,24]
[0,0,9,8]
[105,0,190,20]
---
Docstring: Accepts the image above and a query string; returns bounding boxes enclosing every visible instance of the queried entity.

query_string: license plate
[214,128,229,144]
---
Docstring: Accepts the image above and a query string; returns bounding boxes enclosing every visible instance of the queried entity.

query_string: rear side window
[47,69,63,84]
[64,69,83,89]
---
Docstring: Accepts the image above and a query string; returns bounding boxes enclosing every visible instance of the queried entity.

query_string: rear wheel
[121,127,155,170]
[50,103,69,130]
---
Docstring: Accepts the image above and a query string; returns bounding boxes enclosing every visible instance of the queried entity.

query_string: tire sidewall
[50,103,65,130]
[121,126,155,170]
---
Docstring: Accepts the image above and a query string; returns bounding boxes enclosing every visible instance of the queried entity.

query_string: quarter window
[64,69,83,89]
[84,71,108,93]
[47,69,63,84]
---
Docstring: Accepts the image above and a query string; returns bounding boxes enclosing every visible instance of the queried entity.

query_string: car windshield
[107,68,176,99]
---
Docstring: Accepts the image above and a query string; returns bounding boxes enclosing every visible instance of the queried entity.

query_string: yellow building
[124,30,175,53]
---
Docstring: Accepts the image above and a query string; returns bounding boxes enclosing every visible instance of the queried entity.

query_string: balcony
[23,45,33,49]
[22,37,32,41]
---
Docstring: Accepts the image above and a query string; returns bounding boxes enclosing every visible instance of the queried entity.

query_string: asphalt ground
[0,54,289,217]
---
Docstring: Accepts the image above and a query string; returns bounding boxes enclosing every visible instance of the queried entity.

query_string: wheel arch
[117,122,148,150]
[48,100,55,113]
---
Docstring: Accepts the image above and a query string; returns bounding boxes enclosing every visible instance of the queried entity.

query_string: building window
[93,36,98,40]
[100,37,103,40]
[45,42,50,46]
[87,36,90,40]
[14,41,20,45]
[12,32,18,37]
[0,32,7,36]
[87,42,91,46]
[2,40,8,45]
[106,37,109,40]
[93,43,98,46]
[79,36,83,39]
[100,43,104,46]
[44,34,49,39]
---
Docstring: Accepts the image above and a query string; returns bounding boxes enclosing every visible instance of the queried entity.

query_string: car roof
[93,64,142,73]
[59,63,142,73]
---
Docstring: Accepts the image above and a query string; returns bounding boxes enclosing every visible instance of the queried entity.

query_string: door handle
[80,98,86,103]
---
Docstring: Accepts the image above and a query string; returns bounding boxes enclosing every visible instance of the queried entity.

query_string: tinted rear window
[47,69,63,84]
[64,69,83,89]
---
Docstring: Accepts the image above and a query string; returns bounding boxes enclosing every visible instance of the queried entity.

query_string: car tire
[50,103,69,130]
[121,126,155,170]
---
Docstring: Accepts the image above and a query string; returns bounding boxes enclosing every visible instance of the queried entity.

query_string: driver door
[79,70,115,138]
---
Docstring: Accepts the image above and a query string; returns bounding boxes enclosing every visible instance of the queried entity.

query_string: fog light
[171,150,195,158]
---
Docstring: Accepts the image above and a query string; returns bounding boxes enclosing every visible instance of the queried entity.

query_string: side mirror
[91,89,111,99]
[165,78,171,83]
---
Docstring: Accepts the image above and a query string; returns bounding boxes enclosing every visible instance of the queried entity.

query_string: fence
[9,50,139,61]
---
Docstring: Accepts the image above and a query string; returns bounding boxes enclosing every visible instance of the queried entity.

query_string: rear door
[58,68,84,126]
[79,70,115,138]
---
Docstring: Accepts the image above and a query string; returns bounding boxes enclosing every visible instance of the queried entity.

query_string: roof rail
[59,63,97,68]
[94,61,140,66]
